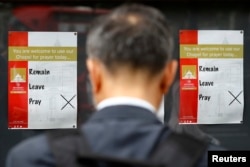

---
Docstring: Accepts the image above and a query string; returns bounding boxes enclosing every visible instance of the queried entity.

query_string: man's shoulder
[8,134,48,158]
[154,131,225,167]
[196,143,225,167]
[6,134,55,167]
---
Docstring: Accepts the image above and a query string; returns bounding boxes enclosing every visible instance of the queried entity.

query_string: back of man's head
[87,4,173,75]
[86,4,177,109]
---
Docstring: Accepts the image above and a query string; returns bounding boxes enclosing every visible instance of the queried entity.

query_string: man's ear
[161,60,178,94]
[86,58,101,94]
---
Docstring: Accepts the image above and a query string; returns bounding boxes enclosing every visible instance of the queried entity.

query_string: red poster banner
[8,61,28,128]
[179,30,198,123]
[179,58,198,123]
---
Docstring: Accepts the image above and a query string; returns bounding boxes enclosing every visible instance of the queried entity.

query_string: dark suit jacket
[6,105,223,167]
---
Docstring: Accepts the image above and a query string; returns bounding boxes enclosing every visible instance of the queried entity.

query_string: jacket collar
[88,105,163,124]
[97,97,156,113]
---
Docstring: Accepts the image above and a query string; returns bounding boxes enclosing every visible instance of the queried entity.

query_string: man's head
[86,4,177,110]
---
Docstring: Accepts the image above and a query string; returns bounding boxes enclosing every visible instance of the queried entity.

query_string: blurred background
[1,0,250,167]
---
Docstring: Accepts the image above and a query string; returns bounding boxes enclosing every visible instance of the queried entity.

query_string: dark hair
[86,4,174,75]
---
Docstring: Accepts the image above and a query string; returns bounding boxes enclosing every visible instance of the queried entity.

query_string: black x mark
[228,91,242,106]
[61,94,76,110]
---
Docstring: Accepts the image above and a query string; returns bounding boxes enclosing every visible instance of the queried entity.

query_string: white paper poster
[179,30,244,124]
[8,31,77,129]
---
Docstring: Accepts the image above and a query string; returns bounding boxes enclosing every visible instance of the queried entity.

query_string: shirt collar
[96,96,156,113]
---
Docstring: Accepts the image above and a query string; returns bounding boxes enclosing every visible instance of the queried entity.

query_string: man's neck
[96,70,164,112]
